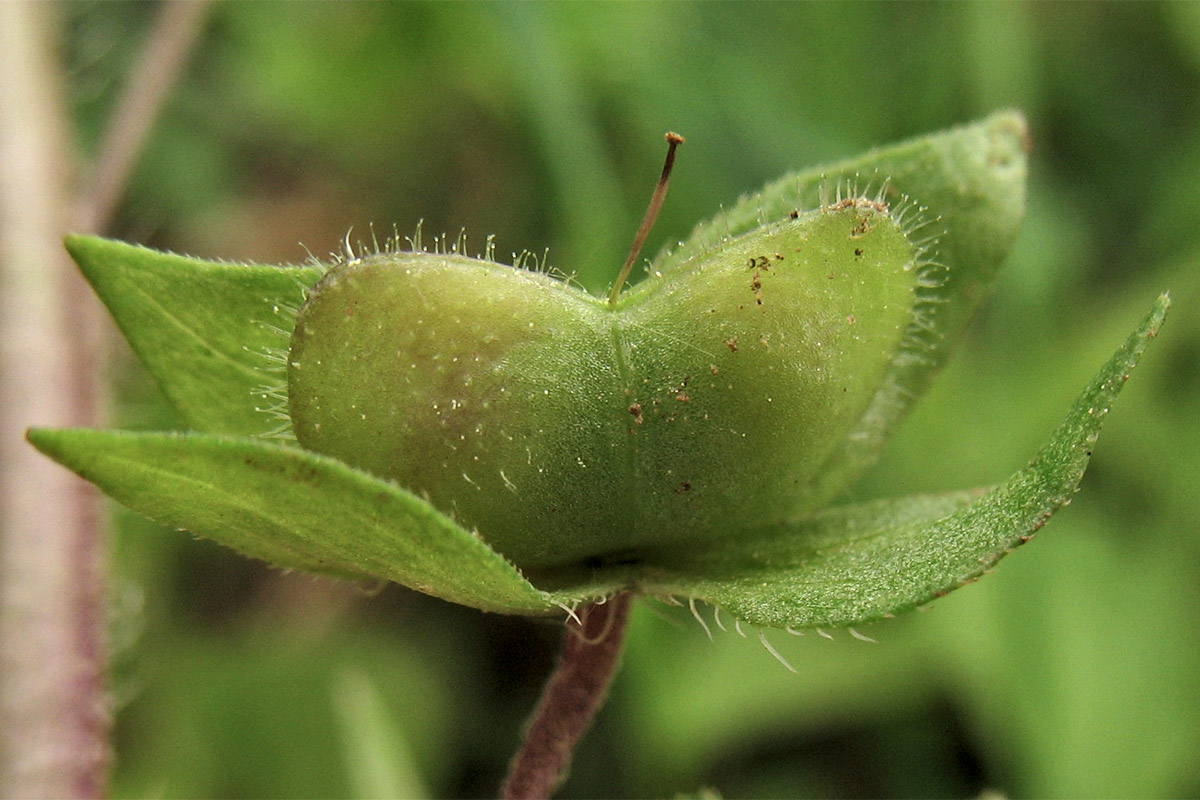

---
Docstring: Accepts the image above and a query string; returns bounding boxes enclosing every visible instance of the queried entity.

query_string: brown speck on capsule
[827,197,889,214]
[750,266,765,305]
[724,337,739,353]
[629,402,643,424]
[676,392,690,402]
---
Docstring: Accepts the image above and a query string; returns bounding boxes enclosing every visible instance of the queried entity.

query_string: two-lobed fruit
[288,201,921,571]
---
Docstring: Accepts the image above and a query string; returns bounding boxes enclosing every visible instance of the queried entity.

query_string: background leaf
[330,668,429,800]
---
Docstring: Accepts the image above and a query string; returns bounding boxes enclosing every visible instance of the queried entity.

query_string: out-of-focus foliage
[63,2,1199,798]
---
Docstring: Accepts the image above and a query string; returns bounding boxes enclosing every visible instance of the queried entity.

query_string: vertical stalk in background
[76,0,213,234]
[0,3,108,795]
[0,2,212,795]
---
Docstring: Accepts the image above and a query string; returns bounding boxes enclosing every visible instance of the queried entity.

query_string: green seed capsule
[287,202,922,571]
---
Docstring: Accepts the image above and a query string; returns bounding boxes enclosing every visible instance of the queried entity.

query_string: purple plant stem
[0,2,212,794]
[501,594,634,800]
[0,4,108,795]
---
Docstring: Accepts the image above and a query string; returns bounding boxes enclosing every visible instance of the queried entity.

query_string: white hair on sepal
[251,321,293,348]
[251,381,289,411]
[712,604,727,632]
[298,242,326,272]
[675,597,735,641]
[636,597,695,633]
[660,595,712,638]
[289,272,318,310]
[556,601,583,627]
[250,382,296,441]
[249,344,288,375]
[691,601,802,672]
[256,421,296,442]
[245,293,306,438]
[249,283,305,349]
[274,296,303,320]
[689,597,713,641]
[570,599,622,646]
[758,628,798,673]
[662,595,878,668]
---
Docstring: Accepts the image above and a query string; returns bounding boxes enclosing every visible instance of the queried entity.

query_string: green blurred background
[61,2,1200,797]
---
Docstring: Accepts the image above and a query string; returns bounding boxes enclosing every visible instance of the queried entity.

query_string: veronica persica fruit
[28,112,1170,628]
[289,198,916,569]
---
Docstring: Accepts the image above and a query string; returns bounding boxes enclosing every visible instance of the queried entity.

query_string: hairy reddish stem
[0,3,212,794]
[501,594,634,800]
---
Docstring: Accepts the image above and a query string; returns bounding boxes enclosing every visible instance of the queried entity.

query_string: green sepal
[630,295,1169,629]
[64,235,323,437]
[26,428,563,615]
[25,293,1169,622]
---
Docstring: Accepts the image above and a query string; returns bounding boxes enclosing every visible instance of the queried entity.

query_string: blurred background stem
[0,2,209,795]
